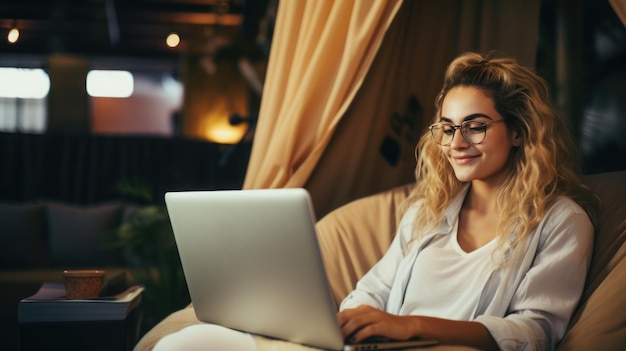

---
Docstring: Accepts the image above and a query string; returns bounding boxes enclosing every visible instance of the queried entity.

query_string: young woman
[152,52,595,351]
[338,52,596,351]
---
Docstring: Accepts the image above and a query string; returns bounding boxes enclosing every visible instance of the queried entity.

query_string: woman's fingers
[338,306,418,343]
[338,306,395,343]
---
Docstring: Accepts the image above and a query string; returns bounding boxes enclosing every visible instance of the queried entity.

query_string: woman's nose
[449,128,469,148]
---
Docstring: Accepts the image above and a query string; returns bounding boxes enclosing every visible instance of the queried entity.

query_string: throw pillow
[47,202,124,267]
[0,203,47,267]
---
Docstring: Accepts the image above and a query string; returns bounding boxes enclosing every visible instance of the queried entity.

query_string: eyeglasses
[429,119,505,146]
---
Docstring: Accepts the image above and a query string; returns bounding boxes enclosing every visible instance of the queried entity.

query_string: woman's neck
[464,181,501,213]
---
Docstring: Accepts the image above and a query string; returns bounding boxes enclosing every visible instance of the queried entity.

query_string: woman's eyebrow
[439,113,494,123]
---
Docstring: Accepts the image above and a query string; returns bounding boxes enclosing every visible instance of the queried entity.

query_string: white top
[340,185,594,351]
[400,227,497,319]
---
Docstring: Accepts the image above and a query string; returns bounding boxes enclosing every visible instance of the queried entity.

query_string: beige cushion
[315,183,414,308]
[579,171,626,299]
[557,171,626,351]
[557,242,626,351]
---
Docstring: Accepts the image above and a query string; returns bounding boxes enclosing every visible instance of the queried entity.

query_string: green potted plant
[105,180,190,332]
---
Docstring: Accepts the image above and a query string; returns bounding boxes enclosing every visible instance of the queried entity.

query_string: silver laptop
[165,188,437,351]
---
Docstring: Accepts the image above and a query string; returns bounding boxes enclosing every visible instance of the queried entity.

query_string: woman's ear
[511,129,522,147]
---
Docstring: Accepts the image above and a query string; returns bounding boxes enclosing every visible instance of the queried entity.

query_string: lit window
[86,70,134,98]
[0,68,50,98]
[0,68,49,133]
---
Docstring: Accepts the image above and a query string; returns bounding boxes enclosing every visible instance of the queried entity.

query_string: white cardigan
[340,186,594,351]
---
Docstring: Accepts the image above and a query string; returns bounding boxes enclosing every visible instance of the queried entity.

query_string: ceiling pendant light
[7,27,19,44]
[166,32,180,48]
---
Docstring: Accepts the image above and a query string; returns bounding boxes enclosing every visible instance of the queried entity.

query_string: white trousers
[152,324,257,351]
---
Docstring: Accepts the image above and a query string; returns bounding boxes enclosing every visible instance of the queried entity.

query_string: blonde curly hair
[407,51,596,258]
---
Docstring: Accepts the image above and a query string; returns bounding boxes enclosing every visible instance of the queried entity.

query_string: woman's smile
[451,154,480,165]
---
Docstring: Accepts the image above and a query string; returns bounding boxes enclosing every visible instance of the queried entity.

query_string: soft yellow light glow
[7,28,19,43]
[166,33,180,48]
[0,68,50,98]
[206,126,245,144]
[86,70,134,98]
[203,114,247,144]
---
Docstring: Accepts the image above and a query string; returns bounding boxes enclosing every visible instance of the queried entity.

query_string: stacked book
[19,282,144,323]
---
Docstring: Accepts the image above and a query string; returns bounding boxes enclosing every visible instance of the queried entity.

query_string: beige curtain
[244,0,541,218]
[243,0,404,190]
[610,0,626,27]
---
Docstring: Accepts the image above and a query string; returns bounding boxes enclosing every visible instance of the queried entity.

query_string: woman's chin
[452,170,475,183]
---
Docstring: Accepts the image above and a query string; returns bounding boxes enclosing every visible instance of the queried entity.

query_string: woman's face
[439,85,520,186]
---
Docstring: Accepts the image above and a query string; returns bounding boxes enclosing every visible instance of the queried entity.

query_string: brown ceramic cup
[62,270,106,299]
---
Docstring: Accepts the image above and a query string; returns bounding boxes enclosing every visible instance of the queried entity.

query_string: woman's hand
[337,305,419,343]
[338,305,500,351]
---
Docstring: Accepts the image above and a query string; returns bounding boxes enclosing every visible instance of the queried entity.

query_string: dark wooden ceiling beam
[0,0,244,57]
